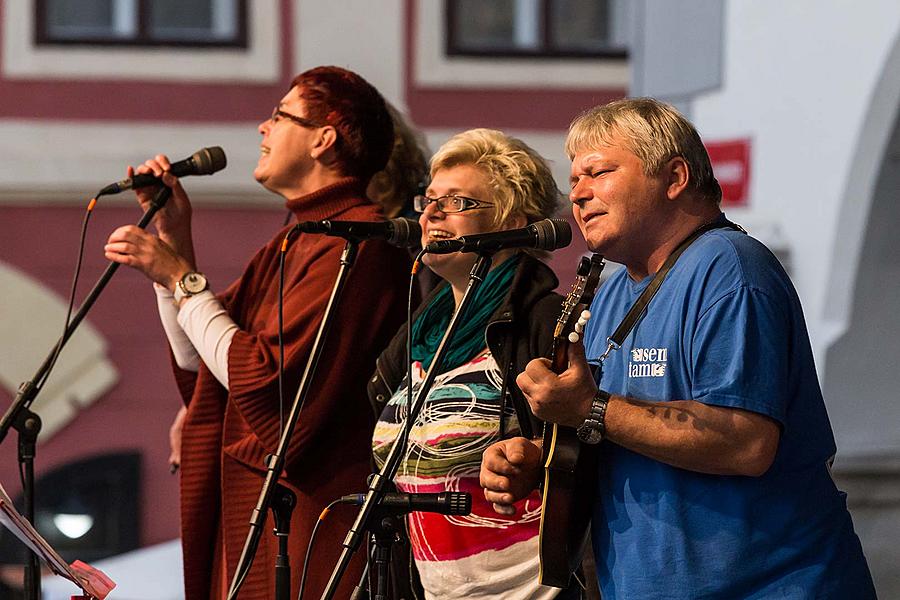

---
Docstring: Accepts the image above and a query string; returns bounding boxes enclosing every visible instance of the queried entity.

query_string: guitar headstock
[550,254,605,372]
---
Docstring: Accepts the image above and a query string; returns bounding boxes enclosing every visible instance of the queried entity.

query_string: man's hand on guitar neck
[480,437,543,515]
[517,338,596,428]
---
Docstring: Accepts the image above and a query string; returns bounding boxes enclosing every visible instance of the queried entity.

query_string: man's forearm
[604,395,780,476]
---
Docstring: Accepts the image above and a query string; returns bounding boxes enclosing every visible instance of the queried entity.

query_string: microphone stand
[319,252,493,600]
[0,186,173,600]
[226,238,361,600]
[271,483,297,600]
[368,507,401,600]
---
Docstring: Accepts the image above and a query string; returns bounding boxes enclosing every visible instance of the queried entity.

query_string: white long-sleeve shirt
[154,283,238,388]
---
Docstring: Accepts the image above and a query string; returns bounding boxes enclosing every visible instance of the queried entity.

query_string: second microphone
[423,218,571,254]
[295,217,421,248]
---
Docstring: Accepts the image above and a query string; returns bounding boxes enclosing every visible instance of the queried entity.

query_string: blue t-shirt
[582,223,875,599]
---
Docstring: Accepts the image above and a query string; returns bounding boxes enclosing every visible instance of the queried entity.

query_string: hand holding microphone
[127,156,191,246]
[117,147,225,260]
[104,147,227,285]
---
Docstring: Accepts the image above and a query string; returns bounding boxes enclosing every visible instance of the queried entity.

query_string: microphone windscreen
[533,218,572,251]
[193,146,227,175]
[388,217,423,248]
[446,492,472,515]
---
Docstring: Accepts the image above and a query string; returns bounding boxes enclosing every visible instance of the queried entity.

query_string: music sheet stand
[0,483,115,599]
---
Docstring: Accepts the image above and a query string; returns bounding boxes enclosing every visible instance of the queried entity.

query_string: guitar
[538,253,605,588]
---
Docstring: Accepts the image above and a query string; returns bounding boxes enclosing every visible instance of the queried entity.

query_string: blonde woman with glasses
[369,129,579,599]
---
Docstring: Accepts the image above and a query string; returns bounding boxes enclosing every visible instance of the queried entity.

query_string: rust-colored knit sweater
[173,178,410,600]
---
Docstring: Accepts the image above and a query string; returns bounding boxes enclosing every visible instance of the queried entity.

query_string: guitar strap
[599,217,745,363]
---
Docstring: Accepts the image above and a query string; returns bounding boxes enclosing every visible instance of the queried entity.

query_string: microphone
[98,146,227,195]
[339,491,472,516]
[295,217,422,248]
[424,217,572,254]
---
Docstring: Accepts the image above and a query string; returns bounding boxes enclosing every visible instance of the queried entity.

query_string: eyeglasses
[413,194,493,214]
[270,107,321,128]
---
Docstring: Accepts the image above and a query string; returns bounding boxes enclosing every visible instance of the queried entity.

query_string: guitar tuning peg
[568,332,580,343]
[581,309,592,321]
[575,321,585,334]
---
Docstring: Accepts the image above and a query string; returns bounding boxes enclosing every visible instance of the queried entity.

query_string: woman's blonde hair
[430,128,561,228]
[566,98,721,204]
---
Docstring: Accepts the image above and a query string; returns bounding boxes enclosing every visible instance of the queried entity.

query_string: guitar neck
[549,339,568,374]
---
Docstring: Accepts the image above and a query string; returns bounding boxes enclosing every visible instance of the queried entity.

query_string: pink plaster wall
[0,201,287,546]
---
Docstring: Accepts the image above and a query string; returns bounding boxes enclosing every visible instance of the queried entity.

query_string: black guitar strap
[599,218,744,363]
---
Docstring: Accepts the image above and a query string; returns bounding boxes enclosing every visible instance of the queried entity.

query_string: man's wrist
[576,388,610,444]
[566,389,598,429]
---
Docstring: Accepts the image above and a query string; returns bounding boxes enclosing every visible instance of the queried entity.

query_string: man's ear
[310,126,339,162]
[665,156,690,201]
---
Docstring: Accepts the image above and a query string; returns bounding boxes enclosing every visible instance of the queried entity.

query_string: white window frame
[4,0,279,83]
[415,0,628,90]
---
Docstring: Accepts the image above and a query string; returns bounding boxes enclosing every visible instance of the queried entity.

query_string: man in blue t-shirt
[480,98,875,598]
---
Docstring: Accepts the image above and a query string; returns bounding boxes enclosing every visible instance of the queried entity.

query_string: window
[446,0,629,58]
[36,0,247,47]
[0,452,141,564]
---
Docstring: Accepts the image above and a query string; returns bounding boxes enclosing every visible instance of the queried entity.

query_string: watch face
[182,273,207,294]
[577,423,601,445]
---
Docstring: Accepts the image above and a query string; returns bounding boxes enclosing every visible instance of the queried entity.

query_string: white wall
[295,0,405,108]
[690,1,900,379]
[0,122,265,205]
[0,0,409,205]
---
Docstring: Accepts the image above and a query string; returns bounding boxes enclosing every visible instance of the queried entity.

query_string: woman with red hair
[106,66,409,600]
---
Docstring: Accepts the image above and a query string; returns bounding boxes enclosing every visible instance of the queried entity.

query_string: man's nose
[570,178,591,204]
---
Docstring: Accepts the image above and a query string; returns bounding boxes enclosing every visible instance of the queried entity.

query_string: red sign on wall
[705,138,751,206]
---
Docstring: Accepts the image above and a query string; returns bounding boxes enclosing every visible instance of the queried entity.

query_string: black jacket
[365,254,563,599]
[368,253,562,439]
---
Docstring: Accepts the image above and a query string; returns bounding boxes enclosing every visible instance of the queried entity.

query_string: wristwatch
[576,389,610,445]
[173,271,209,305]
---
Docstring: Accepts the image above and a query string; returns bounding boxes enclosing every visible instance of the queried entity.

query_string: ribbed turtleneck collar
[284,177,370,222]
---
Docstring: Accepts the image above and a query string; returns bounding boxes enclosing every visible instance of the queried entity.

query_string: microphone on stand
[424,218,571,254]
[98,146,227,195]
[295,217,422,248]
[339,491,472,516]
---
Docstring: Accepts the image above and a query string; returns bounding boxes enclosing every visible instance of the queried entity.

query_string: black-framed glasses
[413,194,493,214]
[270,107,321,128]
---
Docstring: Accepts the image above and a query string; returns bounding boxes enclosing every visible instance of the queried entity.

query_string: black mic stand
[369,508,401,600]
[272,484,297,600]
[13,407,40,600]
[226,238,361,600]
[0,186,173,600]
[319,252,493,600]
[346,479,402,600]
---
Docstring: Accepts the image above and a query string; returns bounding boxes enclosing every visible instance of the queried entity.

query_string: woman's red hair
[291,66,394,183]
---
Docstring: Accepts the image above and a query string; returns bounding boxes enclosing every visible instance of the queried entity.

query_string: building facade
[1,0,897,596]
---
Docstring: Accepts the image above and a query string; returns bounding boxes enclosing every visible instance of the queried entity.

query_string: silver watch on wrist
[576,389,610,445]
[173,271,208,305]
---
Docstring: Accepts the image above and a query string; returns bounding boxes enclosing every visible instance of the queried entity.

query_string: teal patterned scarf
[411,255,520,373]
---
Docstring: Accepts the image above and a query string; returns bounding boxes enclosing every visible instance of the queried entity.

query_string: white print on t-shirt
[629,347,668,378]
